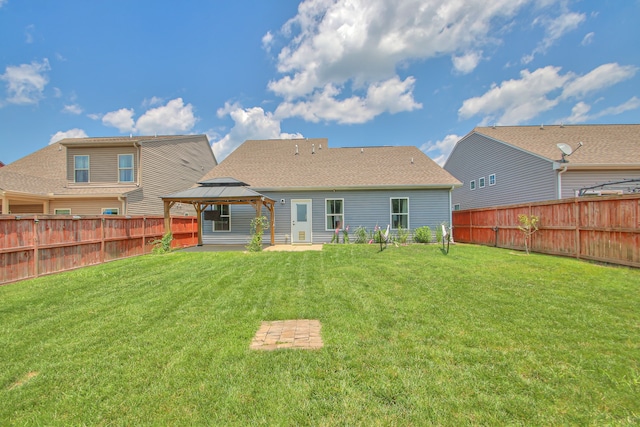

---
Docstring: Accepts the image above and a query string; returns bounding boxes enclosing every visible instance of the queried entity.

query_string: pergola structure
[161,177,276,246]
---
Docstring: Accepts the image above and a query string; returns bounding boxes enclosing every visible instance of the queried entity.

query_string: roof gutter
[553,162,640,171]
[251,184,463,192]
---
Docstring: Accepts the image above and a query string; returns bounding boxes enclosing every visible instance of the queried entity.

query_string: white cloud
[581,32,594,46]
[262,31,274,52]
[135,98,197,135]
[452,51,483,74]
[420,134,462,166]
[264,0,541,125]
[458,63,638,125]
[0,59,50,105]
[212,102,302,160]
[563,97,640,124]
[62,104,83,115]
[0,0,7,8]
[102,108,135,132]
[99,98,198,135]
[25,24,35,44]
[275,76,421,124]
[142,96,164,108]
[522,11,585,63]
[49,128,88,144]
[561,63,638,100]
[458,66,569,124]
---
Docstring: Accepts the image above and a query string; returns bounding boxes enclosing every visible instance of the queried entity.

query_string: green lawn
[1,244,639,426]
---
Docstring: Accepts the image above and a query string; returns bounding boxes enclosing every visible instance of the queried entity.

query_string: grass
[1,244,639,425]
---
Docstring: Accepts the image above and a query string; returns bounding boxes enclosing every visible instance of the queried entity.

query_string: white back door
[291,199,312,244]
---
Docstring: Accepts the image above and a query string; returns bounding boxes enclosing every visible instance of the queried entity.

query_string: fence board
[0,215,198,285]
[453,195,640,268]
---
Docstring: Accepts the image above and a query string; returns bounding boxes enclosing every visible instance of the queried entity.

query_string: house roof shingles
[199,138,461,190]
[0,135,212,196]
[472,124,640,166]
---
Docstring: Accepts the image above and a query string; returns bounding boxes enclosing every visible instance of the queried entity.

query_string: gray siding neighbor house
[0,135,217,215]
[194,138,461,245]
[444,124,640,210]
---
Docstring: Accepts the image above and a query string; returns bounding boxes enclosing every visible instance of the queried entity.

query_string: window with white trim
[74,155,89,183]
[54,209,71,215]
[325,199,344,230]
[210,205,230,232]
[102,208,119,215]
[390,198,409,229]
[470,180,476,190]
[489,174,496,186]
[118,154,134,182]
[479,177,486,188]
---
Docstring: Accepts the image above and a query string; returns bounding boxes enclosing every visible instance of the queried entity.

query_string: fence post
[33,216,39,279]
[574,199,580,260]
[100,217,105,263]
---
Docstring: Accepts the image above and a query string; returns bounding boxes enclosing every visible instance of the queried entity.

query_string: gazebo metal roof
[160,177,275,246]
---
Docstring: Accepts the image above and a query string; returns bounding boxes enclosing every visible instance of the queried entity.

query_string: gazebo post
[195,203,203,246]
[268,201,275,245]
[163,200,173,235]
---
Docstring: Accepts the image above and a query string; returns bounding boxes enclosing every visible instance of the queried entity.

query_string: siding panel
[202,189,451,244]
[445,133,557,209]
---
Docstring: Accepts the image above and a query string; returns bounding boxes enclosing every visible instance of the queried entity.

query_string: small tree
[518,214,539,255]
[247,216,268,252]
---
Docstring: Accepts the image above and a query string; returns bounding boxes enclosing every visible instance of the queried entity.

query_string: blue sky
[1,0,638,166]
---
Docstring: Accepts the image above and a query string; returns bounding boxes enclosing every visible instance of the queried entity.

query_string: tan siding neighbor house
[0,135,217,216]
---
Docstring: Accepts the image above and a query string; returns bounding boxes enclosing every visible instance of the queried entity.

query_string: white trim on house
[390,197,409,230]
[324,198,344,231]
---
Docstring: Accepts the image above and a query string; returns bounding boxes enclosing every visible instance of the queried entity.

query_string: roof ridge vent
[540,124,544,130]
[312,143,315,154]
[295,144,299,155]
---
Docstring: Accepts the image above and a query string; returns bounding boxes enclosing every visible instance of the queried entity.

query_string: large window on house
[118,154,134,182]
[325,199,344,230]
[208,205,230,231]
[74,155,89,183]
[390,198,409,229]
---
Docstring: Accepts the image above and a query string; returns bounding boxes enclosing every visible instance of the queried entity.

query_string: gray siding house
[444,124,640,210]
[0,135,217,215]
[194,138,461,245]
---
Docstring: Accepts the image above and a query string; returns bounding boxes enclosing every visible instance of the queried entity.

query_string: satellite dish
[556,141,584,163]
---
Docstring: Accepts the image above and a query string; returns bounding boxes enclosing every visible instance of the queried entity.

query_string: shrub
[353,226,368,244]
[413,226,432,243]
[396,225,409,245]
[246,216,268,252]
[435,225,443,244]
[152,232,173,254]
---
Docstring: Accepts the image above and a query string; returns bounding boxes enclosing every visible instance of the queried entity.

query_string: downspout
[557,164,569,199]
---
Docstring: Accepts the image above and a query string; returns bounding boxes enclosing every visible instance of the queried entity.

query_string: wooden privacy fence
[0,215,198,285]
[452,194,640,268]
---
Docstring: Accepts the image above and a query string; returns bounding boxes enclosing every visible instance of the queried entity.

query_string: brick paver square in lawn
[250,319,323,351]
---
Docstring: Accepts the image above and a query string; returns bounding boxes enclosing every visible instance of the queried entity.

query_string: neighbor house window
[118,154,134,182]
[325,199,344,230]
[391,198,409,229]
[209,205,230,232]
[74,155,89,183]
[453,204,460,211]
[102,208,119,215]
[54,209,71,215]
[470,180,476,190]
[479,177,486,188]
[489,174,496,186]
